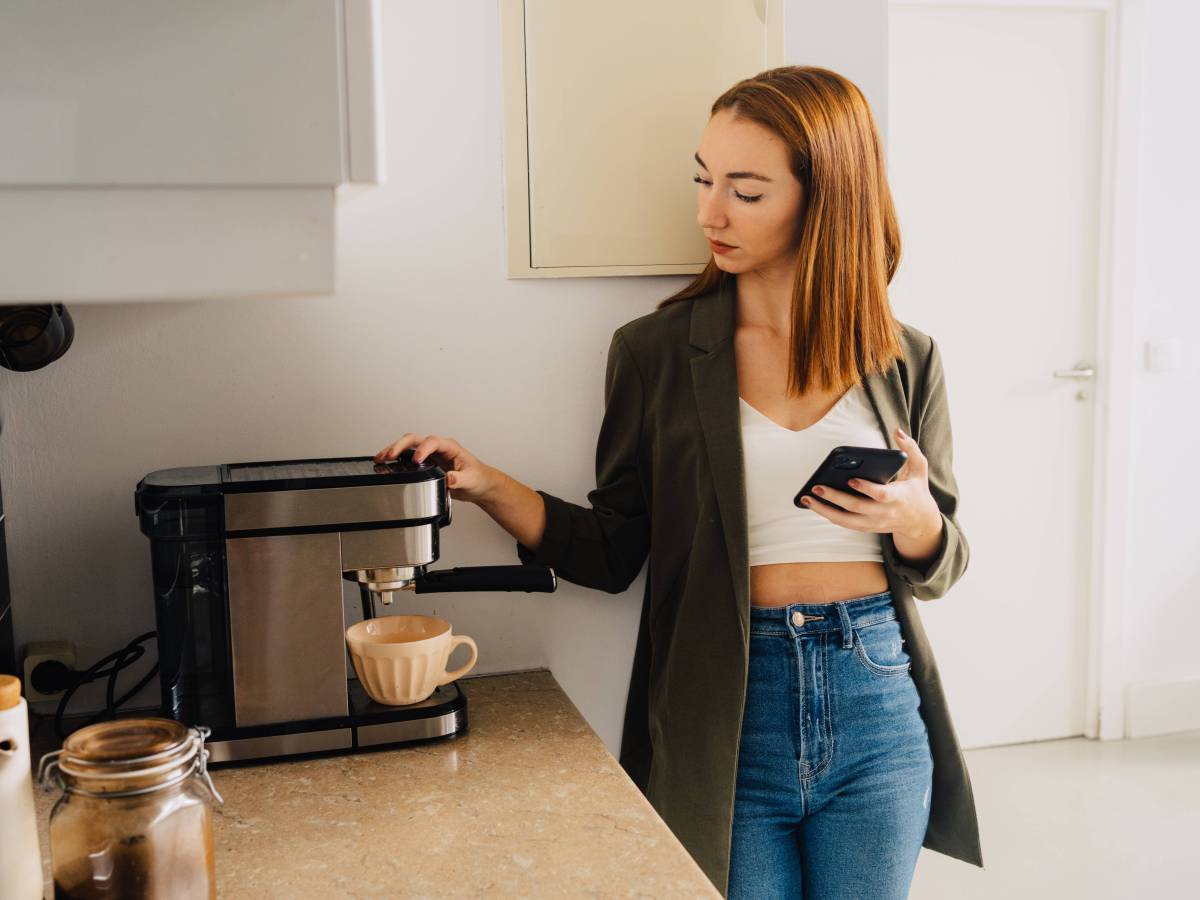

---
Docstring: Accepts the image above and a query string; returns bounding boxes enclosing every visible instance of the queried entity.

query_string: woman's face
[694,108,805,277]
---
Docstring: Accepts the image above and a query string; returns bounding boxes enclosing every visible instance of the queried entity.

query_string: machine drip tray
[207,681,469,765]
[350,680,467,748]
[348,679,460,720]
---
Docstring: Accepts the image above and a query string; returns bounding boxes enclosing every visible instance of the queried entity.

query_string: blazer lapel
[689,274,751,625]
[860,362,907,452]
[688,273,912,622]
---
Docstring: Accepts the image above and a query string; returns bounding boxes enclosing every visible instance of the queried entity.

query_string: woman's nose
[697,191,727,230]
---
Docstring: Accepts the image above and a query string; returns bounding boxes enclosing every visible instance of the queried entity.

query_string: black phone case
[793,445,908,509]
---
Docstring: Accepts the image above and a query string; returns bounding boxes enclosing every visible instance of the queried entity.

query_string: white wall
[1123,1,1200,696]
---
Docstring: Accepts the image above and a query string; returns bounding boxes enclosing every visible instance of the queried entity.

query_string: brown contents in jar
[53,801,214,900]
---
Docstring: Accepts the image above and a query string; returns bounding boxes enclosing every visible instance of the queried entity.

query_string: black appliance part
[0,304,75,372]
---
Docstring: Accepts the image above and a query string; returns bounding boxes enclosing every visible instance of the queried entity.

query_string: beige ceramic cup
[345,615,478,706]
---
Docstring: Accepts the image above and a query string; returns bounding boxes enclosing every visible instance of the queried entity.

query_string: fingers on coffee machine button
[414,436,450,464]
[376,434,417,461]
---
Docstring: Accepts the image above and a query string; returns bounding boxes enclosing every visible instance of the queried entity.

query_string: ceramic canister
[0,675,44,900]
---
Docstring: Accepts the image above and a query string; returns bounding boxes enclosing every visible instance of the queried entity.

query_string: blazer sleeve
[513,328,651,594]
[884,334,970,601]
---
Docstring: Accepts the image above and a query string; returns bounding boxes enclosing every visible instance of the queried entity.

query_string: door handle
[1052,365,1095,379]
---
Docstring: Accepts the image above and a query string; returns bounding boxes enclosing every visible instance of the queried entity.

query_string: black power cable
[49,631,159,740]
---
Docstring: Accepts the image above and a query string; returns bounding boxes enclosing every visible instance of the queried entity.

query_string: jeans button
[791,611,805,627]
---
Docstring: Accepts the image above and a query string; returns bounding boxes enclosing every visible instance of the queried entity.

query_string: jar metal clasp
[38,723,223,804]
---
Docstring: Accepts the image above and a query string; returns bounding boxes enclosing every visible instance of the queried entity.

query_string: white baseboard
[1124,679,1200,738]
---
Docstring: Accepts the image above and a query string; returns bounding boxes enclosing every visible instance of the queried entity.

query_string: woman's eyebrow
[694,152,774,183]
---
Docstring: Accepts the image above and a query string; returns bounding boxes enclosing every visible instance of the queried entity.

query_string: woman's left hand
[800,427,942,539]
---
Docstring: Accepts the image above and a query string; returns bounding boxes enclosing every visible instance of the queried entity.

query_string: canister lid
[41,717,223,805]
[0,674,21,711]
[62,717,189,762]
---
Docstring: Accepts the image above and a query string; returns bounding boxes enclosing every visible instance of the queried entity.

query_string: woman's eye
[692,174,762,203]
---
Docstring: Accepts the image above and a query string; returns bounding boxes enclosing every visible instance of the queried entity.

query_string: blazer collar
[687,271,736,352]
[687,272,910,625]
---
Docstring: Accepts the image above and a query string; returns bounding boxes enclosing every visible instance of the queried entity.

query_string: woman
[376,66,982,898]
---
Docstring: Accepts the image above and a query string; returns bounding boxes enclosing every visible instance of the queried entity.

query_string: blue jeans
[728,590,933,899]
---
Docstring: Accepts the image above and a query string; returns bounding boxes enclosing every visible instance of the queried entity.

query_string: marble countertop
[33,668,720,898]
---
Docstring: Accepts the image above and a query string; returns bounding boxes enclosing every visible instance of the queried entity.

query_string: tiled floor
[911,729,1200,899]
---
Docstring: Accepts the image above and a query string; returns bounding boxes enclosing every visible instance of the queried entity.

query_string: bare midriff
[750,560,889,607]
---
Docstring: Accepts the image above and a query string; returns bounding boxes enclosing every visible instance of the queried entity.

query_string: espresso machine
[134,450,556,764]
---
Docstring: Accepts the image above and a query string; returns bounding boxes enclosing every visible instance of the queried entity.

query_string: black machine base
[205,681,468,765]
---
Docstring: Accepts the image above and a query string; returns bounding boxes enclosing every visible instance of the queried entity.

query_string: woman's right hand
[374,433,498,504]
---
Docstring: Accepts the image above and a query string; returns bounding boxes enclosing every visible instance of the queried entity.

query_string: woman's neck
[734,262,799,338]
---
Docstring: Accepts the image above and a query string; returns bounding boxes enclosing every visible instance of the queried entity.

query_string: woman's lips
[708,239,736,254]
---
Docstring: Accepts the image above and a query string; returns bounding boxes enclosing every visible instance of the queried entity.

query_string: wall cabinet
[0,0,384,302]
[500,0,784,278]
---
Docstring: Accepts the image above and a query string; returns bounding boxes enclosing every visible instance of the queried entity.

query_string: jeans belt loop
[835,602,854,649]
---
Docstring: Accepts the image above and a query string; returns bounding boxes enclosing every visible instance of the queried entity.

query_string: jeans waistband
[749,590,896,649]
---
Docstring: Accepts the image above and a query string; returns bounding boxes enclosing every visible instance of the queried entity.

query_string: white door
[887,2,1108,748]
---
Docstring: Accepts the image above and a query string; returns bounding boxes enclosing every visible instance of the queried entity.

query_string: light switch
[1145,339,1181,373]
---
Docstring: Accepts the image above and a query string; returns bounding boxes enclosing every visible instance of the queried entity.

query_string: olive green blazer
[515,272,983,895]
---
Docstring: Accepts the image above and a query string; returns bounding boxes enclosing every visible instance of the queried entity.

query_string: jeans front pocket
[851,616,912,677]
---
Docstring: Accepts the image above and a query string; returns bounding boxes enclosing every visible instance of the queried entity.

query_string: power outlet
[22,640,77,703]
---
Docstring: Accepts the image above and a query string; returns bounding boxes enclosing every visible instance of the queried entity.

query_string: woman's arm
[475,468,548,553]
[887,334,970,600]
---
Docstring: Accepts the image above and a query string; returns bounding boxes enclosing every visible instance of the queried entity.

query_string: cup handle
[437,635,478,685]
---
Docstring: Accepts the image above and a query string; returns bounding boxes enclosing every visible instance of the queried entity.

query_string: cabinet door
[0,0,344,185]
[501,0,784,277]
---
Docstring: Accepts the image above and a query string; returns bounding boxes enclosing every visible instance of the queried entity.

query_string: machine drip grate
[226,460,384,483]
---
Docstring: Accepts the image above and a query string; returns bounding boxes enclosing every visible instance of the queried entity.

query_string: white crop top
[740,382,888,566]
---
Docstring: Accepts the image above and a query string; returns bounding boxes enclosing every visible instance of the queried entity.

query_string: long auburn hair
[658,66,904,396]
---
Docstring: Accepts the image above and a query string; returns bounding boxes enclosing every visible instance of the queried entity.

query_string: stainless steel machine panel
[207,729,353,764]
[339,525,435,570]
[357,711,465,747]
[224,480,443,532]
[227,532,349,727]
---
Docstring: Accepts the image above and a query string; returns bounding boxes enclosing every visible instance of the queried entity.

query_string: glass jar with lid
[38,717,223,900]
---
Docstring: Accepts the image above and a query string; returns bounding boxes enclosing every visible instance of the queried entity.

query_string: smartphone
[794,446,908,509]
